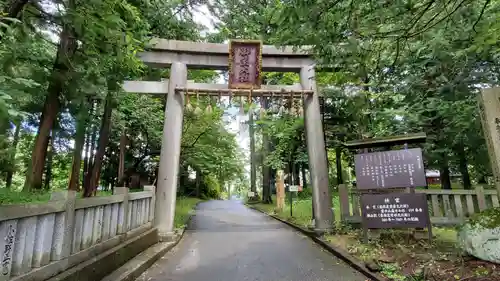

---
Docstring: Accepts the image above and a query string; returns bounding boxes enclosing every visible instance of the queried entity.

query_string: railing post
[476,185,487,211]
[114,187,130,234]
[0,219,17,280]
[144,186,156,223]
[50,190,77,261]
[338,184,350,221]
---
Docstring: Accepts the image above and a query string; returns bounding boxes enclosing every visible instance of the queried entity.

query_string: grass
[1,188,150,205]
[0,189,51,205]
[252,194,344,228]
[174,196,203,229]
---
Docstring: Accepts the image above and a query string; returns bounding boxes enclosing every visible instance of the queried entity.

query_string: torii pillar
[301,65,334,232]
[155,62,187,239]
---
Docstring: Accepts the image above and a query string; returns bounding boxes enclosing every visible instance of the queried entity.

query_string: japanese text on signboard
[355,148,426,189]
[228,40,262,89]
[361,193,429,229]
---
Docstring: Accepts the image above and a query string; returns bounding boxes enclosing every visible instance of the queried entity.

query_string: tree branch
[472,0,491,32]
[405,0,469,38]
[404,0,437,35]
[182,130,208,149]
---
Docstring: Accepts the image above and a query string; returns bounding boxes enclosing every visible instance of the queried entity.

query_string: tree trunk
[286,160,292,186]
[84,101,98,191]
[440,159,452,190]
[84,92,114,197]
[293,161,300,186]
[5,120,21,188]
[68,104,88,191]
[88,101,98,171]
[301,164,307,189]
[195,169,201,198]
[249,110,257,197]
[44,133,54,190]
[82,123,90,187]
[24,23,77,191]
[0,0,30,39]
[118,130,127,183]
[456,143,471,189]
[2,0,29,18]
[179,165,188,195]
[261,97,272,203]
[335,146,343,185]
[477,174,487,184]
[320,97,329,171]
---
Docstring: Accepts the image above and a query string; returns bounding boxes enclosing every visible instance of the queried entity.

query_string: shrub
[203,174,221,199]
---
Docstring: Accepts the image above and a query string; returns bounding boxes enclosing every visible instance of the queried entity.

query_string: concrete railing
[0,186,156,281]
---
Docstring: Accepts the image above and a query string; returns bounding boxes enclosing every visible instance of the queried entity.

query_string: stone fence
[0,186,156,281]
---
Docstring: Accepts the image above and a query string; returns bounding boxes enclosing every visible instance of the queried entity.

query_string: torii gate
[123,39,333,239]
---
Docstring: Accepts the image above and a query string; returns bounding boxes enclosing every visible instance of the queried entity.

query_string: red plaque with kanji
[228,40,262,89]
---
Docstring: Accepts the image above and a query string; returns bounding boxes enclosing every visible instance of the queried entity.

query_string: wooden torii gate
[123,39,333,239]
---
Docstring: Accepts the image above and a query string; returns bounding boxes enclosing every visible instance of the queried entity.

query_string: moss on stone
[468,207,500,230]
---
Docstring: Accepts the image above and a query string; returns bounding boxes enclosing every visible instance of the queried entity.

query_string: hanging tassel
[185,90,193,112]
[270,91,275,113]
[194,91,203,115]
[298,92,304,117]
[228,90,233,107]
[239,96,244,115]
[279,91,287,115]
[278,102,285,115]
[205,96,213,114]
[290,91,296,116]
[260,97,265,118]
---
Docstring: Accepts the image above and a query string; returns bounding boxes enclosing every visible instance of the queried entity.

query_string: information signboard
[355,148,426,189]
[247,191,255,197]
[288,185,299,192]
[360,193,430,229]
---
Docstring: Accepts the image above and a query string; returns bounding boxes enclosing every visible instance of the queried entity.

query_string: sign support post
[288,185,299,217]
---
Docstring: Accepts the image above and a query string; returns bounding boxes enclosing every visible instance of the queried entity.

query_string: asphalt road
[135,200,367,281]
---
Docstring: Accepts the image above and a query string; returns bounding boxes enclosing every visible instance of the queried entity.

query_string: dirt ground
[325,228,500,281]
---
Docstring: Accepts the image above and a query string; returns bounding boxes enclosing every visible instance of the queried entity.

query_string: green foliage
[0,0,246,197]
[297,187,312,199]
[174,196,202,229]
[203,174,221,199]
[379,263,406,281]
[0,189,50,204]
[468,207,500,229]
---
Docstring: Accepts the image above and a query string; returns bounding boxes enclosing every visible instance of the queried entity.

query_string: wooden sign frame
[228,40,263,89]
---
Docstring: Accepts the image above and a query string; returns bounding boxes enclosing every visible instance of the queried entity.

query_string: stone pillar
[144,186,156,222]
[300,65,334,231]
[155,62,187,239]
[114,187,129,234]
[49,190,76,260]
[478,87,500,197]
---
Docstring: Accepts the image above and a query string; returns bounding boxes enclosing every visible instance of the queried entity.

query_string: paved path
[136,200,367,281]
